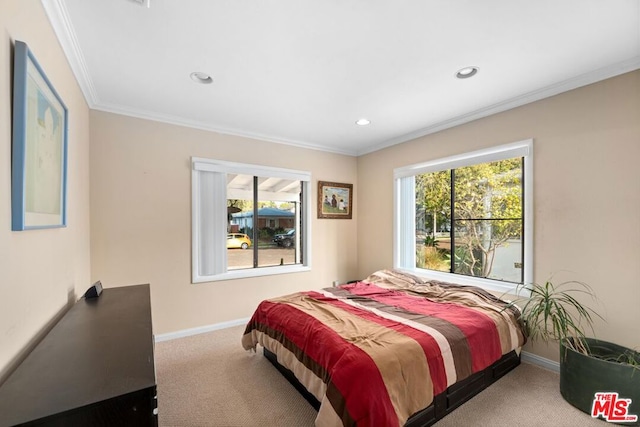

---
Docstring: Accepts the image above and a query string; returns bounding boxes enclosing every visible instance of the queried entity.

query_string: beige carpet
[155,325,605,427]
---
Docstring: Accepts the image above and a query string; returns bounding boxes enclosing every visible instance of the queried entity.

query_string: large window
[394,140,533,293]
[192,158,311,283]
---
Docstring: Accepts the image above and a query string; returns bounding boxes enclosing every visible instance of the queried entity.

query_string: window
[394,140,533,293]
[192,158,311,283]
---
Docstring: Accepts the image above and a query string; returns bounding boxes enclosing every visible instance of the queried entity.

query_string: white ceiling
[43,0,640,156]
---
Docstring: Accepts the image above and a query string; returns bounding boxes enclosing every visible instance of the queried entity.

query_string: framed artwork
[318,181,353,219]
[12,40,68,230]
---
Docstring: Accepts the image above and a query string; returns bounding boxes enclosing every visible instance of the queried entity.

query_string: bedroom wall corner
[0,0,91,380]
[356,70,640,362]
[89,110,358,336]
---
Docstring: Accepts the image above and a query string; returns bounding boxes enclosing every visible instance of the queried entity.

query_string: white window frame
[191,157,312,283]
[393,139,533,294]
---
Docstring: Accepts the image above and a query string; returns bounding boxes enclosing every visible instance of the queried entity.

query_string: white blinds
[394,176,416,269]
[193,168,227,277]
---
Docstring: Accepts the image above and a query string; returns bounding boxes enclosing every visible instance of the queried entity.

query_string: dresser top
[0,284,156,426]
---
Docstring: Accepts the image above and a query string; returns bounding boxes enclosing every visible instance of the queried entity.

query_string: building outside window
[192,158,311,283]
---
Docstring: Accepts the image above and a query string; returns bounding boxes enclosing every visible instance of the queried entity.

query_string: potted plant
[507,279,639,425]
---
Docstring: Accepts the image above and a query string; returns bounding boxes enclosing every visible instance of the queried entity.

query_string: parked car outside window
[227,233,251,249]
[272,229,295,247]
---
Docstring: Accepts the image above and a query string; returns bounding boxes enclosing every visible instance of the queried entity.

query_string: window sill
[192,264,311,283]
[395,267,528,296]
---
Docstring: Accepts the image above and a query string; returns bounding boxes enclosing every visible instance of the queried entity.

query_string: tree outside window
[415,158,523,283]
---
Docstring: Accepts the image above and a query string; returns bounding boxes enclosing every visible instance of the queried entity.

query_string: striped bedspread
[241,270,526,427]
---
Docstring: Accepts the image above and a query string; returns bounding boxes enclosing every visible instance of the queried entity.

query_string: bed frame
[264,347,521,427]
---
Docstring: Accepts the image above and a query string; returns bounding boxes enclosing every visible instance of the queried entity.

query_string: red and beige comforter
[241,270,526,427]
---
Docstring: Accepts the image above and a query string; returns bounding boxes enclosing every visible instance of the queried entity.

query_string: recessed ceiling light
[190,72,213,84]
[356,118,371,126]
[455,66,479,79]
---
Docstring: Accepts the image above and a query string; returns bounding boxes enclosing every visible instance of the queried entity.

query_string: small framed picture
[318,181,353,219]
[11,40,68,230]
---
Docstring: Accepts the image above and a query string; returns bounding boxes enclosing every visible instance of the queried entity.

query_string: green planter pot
[560,338,640,426]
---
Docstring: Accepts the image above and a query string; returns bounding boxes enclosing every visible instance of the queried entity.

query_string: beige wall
[0,1,91,379]
[89,111,358,335]
[2,1,637,376]
[357,70,640,361]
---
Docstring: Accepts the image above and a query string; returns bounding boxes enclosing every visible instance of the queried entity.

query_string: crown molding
[358,56,640,156]
[43,0,638,158]
[42,0,99,107]
[41,0,357,156]
[87,56,640,158]
[93,102,359,156]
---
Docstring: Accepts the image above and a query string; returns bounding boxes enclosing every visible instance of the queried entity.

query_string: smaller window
[192,158,312,283]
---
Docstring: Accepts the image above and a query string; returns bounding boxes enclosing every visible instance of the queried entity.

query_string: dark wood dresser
[0,284,157,427]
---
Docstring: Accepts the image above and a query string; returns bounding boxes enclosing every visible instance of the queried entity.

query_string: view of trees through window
[415,157,523,283]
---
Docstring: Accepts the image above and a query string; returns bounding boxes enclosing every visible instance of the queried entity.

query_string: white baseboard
[154,317,251,342]
[521,350,560,373]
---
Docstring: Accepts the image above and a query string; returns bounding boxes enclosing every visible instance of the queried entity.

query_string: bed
[242,269,526,427]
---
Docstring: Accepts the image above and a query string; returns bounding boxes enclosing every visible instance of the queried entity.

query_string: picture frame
[12,40,68,231]
[317,181,353,219]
